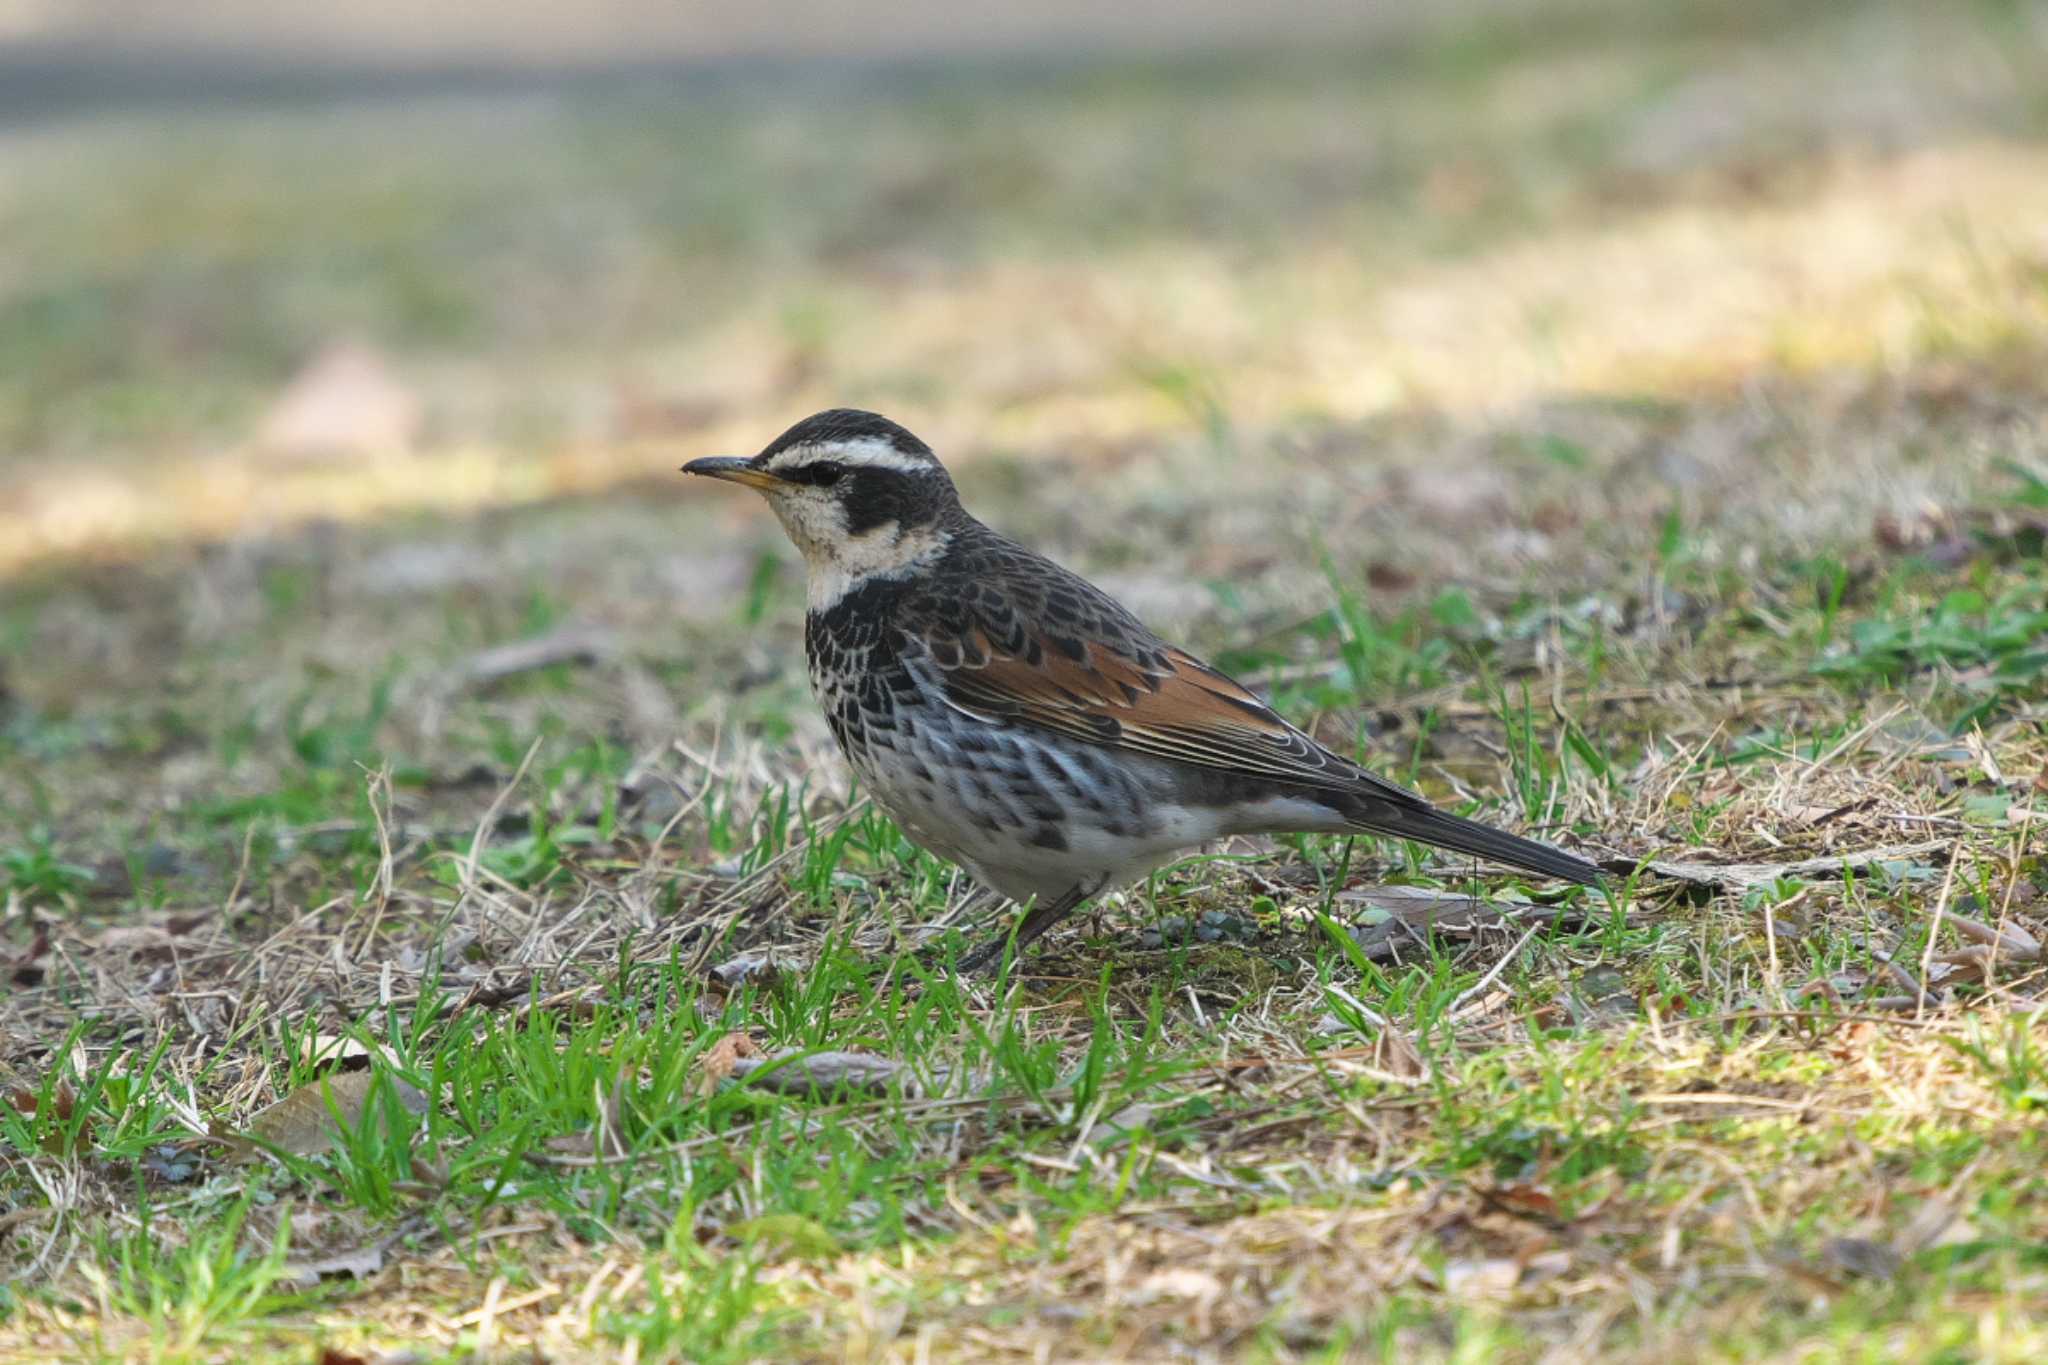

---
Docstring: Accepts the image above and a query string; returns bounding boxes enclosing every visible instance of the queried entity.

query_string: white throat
[800,519,952,610]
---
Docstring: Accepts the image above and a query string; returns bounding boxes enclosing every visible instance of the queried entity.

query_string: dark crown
[754,408,942,467]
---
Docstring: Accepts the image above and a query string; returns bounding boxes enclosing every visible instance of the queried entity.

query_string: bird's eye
[806,462,844,487]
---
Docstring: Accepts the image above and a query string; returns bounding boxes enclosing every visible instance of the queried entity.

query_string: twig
[463,737,544,899]
[1916,848,1962,1021]
[353,763,398,960]
[1450,923,1540,1021]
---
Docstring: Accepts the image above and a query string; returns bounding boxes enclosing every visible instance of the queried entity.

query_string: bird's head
[684,409,962,605]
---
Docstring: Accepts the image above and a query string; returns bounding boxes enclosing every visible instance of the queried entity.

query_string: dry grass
[5,356,2044,1360]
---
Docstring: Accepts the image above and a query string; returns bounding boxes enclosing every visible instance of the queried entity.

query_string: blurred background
[3,0,2047,860]
[4,0,2044,574]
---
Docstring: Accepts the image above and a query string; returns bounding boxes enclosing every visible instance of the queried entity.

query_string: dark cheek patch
[840,479,899,537]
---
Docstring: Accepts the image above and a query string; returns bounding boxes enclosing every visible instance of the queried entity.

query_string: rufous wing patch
[932,628,1360,788]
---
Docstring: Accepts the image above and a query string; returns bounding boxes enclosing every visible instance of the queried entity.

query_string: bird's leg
[958,884,1090,974]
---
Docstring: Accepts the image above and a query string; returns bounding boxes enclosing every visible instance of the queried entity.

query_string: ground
[3,2,2047,1360]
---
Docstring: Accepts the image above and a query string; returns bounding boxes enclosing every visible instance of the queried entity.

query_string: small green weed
[0,827,94,904]
[1817,581,2048,722]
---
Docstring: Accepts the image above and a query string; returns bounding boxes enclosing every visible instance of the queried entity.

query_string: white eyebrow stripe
[764,436,934,476]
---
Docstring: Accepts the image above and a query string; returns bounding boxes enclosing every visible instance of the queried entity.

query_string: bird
[685,409,1604,970]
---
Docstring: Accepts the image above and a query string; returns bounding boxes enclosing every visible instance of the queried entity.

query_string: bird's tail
[1346,798,1605,887]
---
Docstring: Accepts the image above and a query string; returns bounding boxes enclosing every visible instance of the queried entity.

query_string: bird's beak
[681,456,788,491]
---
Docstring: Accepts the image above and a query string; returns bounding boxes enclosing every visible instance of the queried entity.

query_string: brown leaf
[696,1034,763,1097]
[316,1350,371,1365]
[242,1071,429,1160]
[11,1081,77,1120]
[1370,1023,1428,1080]
[1486,1184,1562,1220]
[9,1081,91,1154]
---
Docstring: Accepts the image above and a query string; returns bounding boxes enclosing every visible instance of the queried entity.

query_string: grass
[6,425,2042,1361]
[4,481,2045,1359]
[5,0,2048,1360]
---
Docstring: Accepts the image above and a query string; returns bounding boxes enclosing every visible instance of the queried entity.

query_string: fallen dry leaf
[696,1033,763,1097]
[1485,1184,1563,1221]
[1934,945,1999,982]
[1441,1257,1523,1298]
[90,925,181,953]
[8,1080,90,1152]
[1135,1266,1224,1302]
[298,1033,405,1072]
[7,1083,65,1120]
[240,1071,429,1161]
[1132,1266,1225,1337]
[1369,1022,1428,1080]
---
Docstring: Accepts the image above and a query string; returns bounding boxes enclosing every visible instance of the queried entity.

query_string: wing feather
[925,617,1420,803]
[883,526,1601,886]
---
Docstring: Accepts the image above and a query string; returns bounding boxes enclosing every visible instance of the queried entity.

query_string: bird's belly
[846,708,1211,904]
